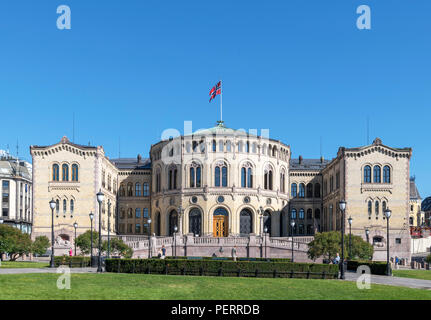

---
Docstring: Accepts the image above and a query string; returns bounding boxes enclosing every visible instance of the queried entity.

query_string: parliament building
[30,122,413,260]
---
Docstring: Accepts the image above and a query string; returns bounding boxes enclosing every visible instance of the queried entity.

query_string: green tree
[32,236,50,256]
[0,224,32,261]
[75,230,100,255]
[103,238,133,258]
[307,231,373,262]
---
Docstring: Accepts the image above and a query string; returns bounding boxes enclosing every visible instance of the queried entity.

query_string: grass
[1,273,431,300]
[0,261,49,269]
[393,269,431,281]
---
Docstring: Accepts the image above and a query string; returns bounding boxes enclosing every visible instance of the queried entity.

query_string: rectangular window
[143,183,149,196]
[395,238,401,244]
[143,208,149,218]
[336,172,340,189]
[135,208,141,219]
[135,223,141,234]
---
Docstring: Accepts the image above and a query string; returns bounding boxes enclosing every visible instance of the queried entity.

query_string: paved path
[344,271,431,290]
[0,267,98,274]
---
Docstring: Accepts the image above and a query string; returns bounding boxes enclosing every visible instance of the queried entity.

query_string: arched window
[55,200,59,214]
[382,201,387,214]
[364,165,371,183]
[135,183,141,196]
[307,209,312,219]
[409,217,414,225]
[169,210,178,236]
[71,164,78,181]
[189,163,201,188]
[245,141,250,153]
[127,183,133,196]
[280,171,286,193]
[212,140,216,152]
[299,183,305,198]
[368,200,372,216]
[375,201,379,216]
[214,162,228,187]
[219,140,224,152]
[291,183,297,198]
[383,166,391,183]
[189,208,202,236]
[239,209,253,235]
[226,140,231,152]
[315,208,320,219]
[264,167,273,190]
[62,164,69,181]
[241,163,253,188]
[299,209,305,220]
[156,170,161,192]
[70,199,74,214]
[120,184,125,197]
[52,164,59,181]
[373,166,381,183]
[291,208,297,219]
[143,183,149,196]
[63,199,67,213]
[168,167,177,190]
[314,183,321,198]
[306,183,313,198]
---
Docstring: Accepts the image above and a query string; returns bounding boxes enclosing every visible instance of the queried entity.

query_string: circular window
[243,196,250,204]
[266,198,272,205]
[190,196,198,204]
[217,196,225,203]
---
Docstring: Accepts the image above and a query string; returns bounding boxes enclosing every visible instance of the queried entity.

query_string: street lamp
[348,217,353,259]
[173,225,178,258]
[96,190,104,272]
[147,218,152,259]
[264,226,268,260]
[365,228,370,243]
[338,200,346,279]
[73,222,78,256]
[384,208,392,276]
[290,220,295,262]
[107,199,111,259]
[259,206,264,235]
[49,199,56,268]
[89,212,94,266]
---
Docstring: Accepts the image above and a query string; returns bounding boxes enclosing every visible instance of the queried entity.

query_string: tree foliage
[32,236,50,256]
[75,230,101,255]
[0,224,32,261]
[75,230,132,258]
[307,231,373,262]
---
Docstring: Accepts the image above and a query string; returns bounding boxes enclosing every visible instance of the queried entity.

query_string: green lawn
[0,261,49,269]
[393,269,431,281]
[1,273,431,300]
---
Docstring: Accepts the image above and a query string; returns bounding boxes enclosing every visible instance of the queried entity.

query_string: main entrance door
[213,207,229,237]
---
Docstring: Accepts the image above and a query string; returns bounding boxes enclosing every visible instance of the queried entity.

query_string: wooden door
[213,216,228,237]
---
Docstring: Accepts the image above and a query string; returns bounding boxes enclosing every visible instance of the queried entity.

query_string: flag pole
[220,80,223,124]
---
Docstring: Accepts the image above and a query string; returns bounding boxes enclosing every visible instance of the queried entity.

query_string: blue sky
[0,1,430,197]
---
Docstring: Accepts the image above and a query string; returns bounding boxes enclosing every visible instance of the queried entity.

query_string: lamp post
[49,199,56,268]
[365,228,370,243]
[148,218,152,259]
[89,212,94,266]
[348,217,353,259]
[173,225,178,258]
[264,226,268,260]
[338,200,346,279]
[96,190,104,272]
[107,199,111,259]
[384,208,392,276]
[73,222,78,256]
[290,220,295,262]
[259,206,264,235]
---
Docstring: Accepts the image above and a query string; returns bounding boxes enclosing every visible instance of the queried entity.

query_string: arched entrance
[213,207,228,237]
[169,210,178,236]
[263,210,271,235]
[155,211,161,236]
[239,208,253,235]
[189,208,202,236]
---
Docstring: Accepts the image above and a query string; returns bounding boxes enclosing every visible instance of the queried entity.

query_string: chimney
[299,155,303,164]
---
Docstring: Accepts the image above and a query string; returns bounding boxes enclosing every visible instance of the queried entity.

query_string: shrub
[425,254,431,264]
[105,258,338,279]
[346,260,389,275]
[54,255,91,268]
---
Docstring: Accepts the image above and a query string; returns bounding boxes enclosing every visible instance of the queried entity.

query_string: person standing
[161,245,166,259]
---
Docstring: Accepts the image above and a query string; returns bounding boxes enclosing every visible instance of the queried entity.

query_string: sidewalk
[343,271,431,290]
[0,267,98,274]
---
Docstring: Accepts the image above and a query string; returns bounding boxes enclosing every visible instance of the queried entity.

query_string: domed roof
[189,121,250,137]
[422,197,431,211]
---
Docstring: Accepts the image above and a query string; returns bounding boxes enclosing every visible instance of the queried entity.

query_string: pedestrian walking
[231,246,237,262]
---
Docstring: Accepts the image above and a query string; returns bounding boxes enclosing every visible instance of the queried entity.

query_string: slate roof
[410,177,421,200]
[110,157,151,170]
[289,158,330,171]
[422,197,431,212]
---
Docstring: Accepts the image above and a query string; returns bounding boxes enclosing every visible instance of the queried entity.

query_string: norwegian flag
[209,81,221,102]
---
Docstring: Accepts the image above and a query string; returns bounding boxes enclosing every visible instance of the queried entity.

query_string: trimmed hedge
[165,256,291,262]
[105,258,339,279]
[54,256,91,268]
[347,260,389,275]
